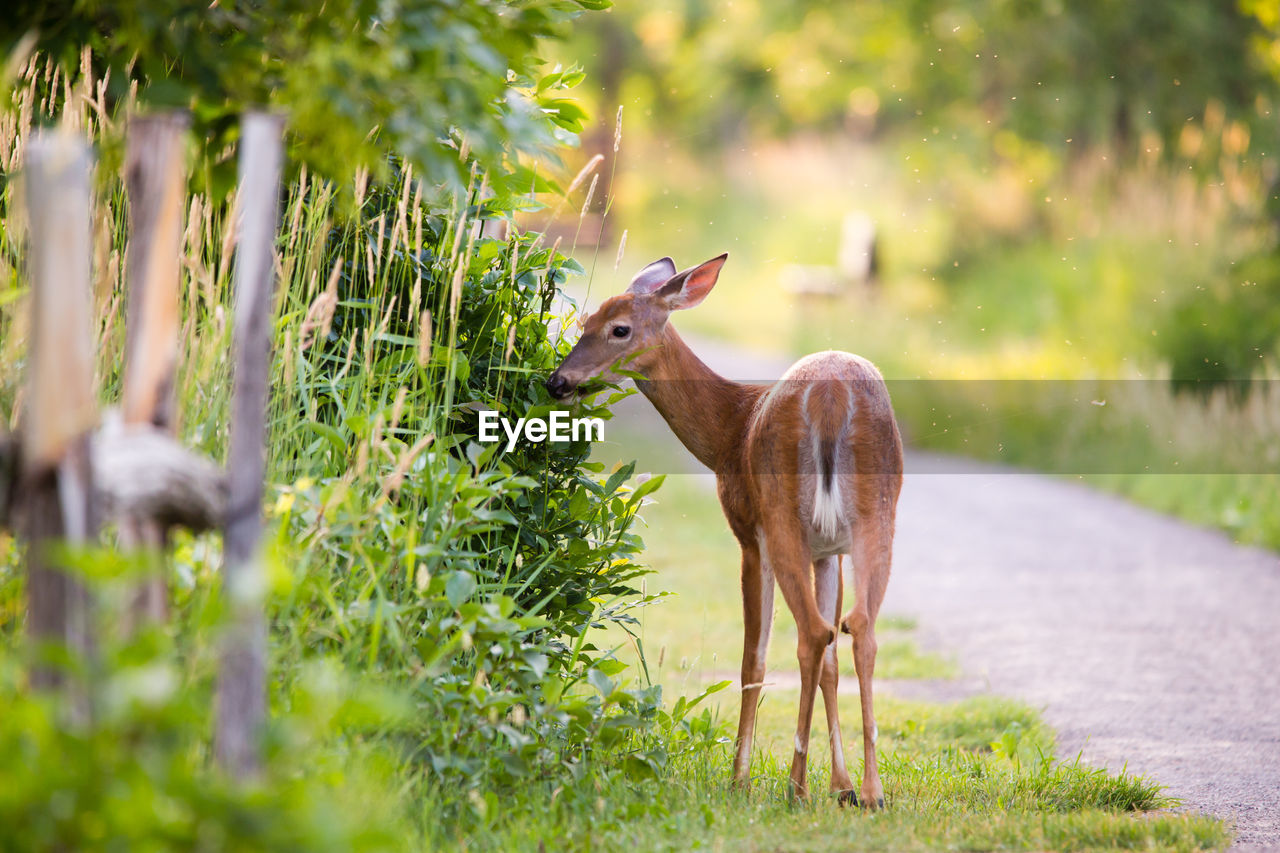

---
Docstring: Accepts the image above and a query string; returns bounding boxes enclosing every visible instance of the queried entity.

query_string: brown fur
[548,255,903,804]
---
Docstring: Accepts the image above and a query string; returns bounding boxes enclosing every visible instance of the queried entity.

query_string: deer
[545,253,903,806]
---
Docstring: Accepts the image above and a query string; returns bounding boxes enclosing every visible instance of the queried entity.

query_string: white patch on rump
[812,470,843,540]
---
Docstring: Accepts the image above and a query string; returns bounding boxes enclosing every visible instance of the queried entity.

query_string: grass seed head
[417,309,433,368]
[567,154,603,195]
[614,229,628,272]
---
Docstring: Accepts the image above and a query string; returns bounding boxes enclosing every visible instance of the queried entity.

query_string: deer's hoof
[837,790,858,807]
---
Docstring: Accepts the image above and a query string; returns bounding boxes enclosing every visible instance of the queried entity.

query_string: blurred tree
[563,0,1273,164]
[1,0,608,191]
[905,0,1270,157]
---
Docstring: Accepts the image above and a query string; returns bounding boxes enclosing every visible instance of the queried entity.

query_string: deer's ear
[626,257,678,294]
[658,253,728,310]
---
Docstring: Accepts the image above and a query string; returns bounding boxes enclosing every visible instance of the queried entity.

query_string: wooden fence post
[216,112,284,778]
[21,131,98,710]
[121,112,190,627]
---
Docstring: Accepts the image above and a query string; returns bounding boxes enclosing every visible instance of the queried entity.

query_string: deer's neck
[636,325,761,473]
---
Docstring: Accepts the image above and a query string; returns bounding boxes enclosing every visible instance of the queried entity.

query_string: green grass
[1091,473,1280,550]
[422,688,1228,851]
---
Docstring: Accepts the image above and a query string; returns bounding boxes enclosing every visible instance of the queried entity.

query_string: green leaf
[496,164,562,197]
[604,461,635,495]
[628,474,666,504]
[304,421,349,457]
[521,650,548,679]
[536,70,565,93]
[445,571,477,608]
[594,659,628,676]
[586,668,614,697]
[542,98,589,132]
[679,680,732,716]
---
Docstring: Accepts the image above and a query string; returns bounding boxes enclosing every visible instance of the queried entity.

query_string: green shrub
[1158,248,1280,396]
[259,167,682,822]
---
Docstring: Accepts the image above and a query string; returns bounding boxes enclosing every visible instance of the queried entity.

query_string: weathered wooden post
[216,112,284,777]
[21,131,99,709]
[121,112,190,626]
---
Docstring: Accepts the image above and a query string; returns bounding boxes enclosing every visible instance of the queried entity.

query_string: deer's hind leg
[814,555,856,799]
[841,517,894,809]
[732,541,774,787]
[761,521,837,800]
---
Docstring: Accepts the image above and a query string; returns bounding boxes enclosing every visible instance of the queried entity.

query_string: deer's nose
[545,373,572,399]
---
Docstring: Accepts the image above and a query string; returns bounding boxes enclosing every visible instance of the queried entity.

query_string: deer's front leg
[733,543,773,788]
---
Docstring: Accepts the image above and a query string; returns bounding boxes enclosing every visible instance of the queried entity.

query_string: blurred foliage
[550,0,1280,397]
[0,0,608,192]
[900,0,1270,156]
[1158,248,1280,394]
[530,0,1280,555]
[0,576,410,852]
[563,0,1274,160]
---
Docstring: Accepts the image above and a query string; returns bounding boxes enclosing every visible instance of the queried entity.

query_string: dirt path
[677,336,1280,849]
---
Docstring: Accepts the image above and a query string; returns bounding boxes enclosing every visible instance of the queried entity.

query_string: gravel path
[891,454,1280,848]
[679,336,1280,848]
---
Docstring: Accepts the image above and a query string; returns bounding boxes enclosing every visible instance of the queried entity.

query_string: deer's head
[545,253,727,400]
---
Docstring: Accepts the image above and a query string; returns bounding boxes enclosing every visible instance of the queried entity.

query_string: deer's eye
[611,325,631,339]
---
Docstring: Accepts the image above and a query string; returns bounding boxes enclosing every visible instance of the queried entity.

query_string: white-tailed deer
[546,254,903,805]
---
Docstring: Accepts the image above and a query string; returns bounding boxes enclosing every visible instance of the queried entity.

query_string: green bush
[1158,248,1280,396]
[261,168,684,820]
